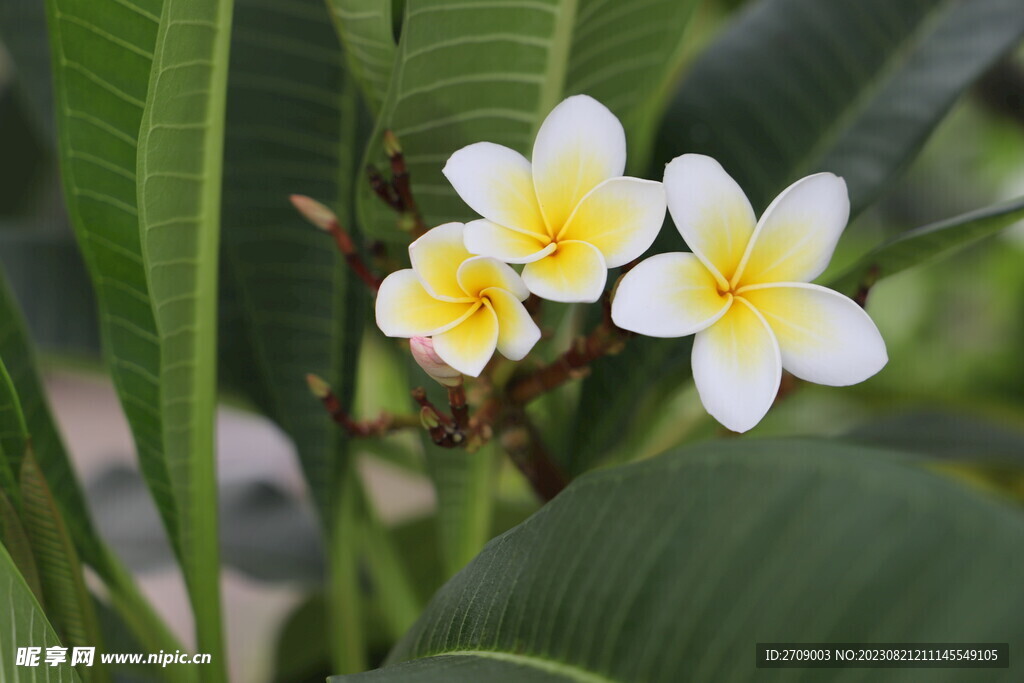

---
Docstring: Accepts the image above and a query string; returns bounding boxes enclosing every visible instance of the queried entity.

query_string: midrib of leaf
[43,0,182,562]
[136,0,234,677]
[420,651,617,683]
[327,0,397,111]
[787,0,951,182]
[534,0,579,138]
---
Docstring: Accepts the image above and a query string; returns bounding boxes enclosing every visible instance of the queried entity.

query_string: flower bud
[305,373,331,399]
[410,336,462,387]
[290,194,337,232]
[383,129,402,158]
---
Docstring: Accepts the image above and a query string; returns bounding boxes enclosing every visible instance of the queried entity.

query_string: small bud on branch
[306,373,417,437]
[290,194,382,292]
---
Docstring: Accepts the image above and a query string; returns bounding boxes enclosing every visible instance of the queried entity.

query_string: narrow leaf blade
[136,0,234,672]
[20,452,105,674]
[657,0,1024,212]
[830,195,1024,296]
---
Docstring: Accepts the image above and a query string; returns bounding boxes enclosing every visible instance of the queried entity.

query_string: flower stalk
[306,374,418,438]
[290,195,381,292]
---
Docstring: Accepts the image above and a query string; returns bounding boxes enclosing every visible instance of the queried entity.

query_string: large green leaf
[136,0,233,675]
[334,439,1024,681]
[357,0,700,242]
[327,0,397,111]
[0,541,80,683]
[20,452,105,681]
[566,0,699,172]
[220,0,365,521]
[829,195,1024,297]
[43,0,180,567]
[656,0,1024,213]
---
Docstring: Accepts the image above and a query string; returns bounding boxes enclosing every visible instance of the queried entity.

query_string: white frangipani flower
[612,154,887,433]
[376,223,541,377]
[443,95,666,303]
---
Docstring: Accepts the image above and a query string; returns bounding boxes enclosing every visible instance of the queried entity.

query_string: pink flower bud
[410,336,462,387]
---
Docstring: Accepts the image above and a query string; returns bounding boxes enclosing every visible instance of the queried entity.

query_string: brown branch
[306,374,417,437]
[506,309,628,405]
[447,384,470,433]
[498,406,569,502]
[411,387,466,447]
[290,195,382,292]
[383,131,428,238]
[853,264,880,308]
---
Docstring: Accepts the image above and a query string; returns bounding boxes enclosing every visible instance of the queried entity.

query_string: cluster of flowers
[376,96,887,432]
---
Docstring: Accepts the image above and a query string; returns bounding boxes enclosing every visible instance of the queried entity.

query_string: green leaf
[656,0,1024,213]
[847,410,1024,463]
[43,0,181,571]
[0,488,44,606]
[829,195,1024,297]
[20,451,106,682]
[0,269,109,574]
[424,443,496,578]
[0,356,29,498]
[333,439,1024,681]
[846,411,1024,505]
[566,0,699,173]
[220,0,365,522]
[0,540,81,683]
[136,0,234,676]
[327,0,397,111]
[0,271,188,674]
[565,335,689,475]
[358,0,700,242]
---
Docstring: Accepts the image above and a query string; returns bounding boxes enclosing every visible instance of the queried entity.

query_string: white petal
[663,154,756,287]
[457,256,529,301]
[558,177,666,267]
[464,219,554,264]
[692,298,781,433]
[483,287,541,361]
[408,222,475,301]
[733,173,849,287]
[521,240,607,303]
[532,95,626,234]
[375,270,477,338]
[740,283,887,385]
[443,142,548,236]
[611,253,731,338]
[431,302,499,377]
